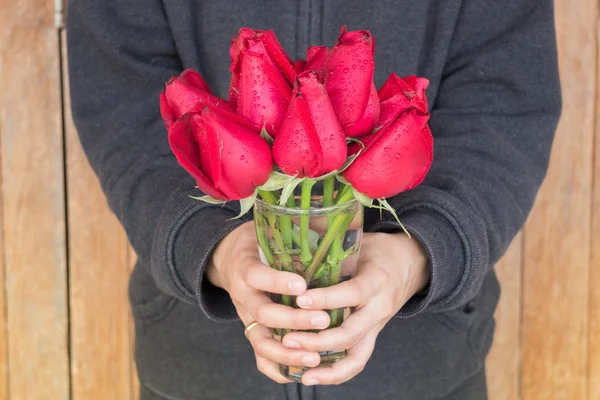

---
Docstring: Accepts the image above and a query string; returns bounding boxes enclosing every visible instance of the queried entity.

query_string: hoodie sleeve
[370,0,561,316]
[67,0,244,322]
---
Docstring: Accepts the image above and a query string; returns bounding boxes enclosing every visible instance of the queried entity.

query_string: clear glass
[253,196,364,382]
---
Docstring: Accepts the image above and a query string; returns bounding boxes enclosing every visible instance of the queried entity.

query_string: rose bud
[228,28,295,135]
[160,69,235,130]
[168,108,273,201]
[273,70,347,178]
[343,109,433,199]
[323,26,380,137]
[376,73,429,130]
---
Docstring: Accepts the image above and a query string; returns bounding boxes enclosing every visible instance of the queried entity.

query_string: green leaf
[336,174,351,186]
[292,224,319,251]
[378,199,411,238]
[189,195,227,205]
[260,125,274,146]
[229,190,258,220]
[279,177,304,206]
[339,153,361,173]
[351,188,373,207]
[339,140,365,173]
[259,171,296,192]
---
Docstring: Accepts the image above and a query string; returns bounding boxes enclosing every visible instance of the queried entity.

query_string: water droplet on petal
[352,65,357,69]
[384,147,390,152]
[395,153,401,159]
[240,155,245,160]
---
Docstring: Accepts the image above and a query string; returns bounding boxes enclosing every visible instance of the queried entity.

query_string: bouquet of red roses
[160,26,433,380]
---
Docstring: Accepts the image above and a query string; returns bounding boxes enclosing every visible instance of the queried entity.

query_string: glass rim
[254,197,360,216]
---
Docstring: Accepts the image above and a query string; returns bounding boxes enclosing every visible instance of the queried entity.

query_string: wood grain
[0,1,70,398]
[0,124,8,400]
[589,15,600,400]
[487,236,522,400]
[62,32,133,400]
[129,246,140,400]
[521,2,596,399]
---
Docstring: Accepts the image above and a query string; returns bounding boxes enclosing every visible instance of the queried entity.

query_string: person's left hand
[281,231,431,386]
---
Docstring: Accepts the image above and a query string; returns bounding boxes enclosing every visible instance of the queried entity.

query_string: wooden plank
[0,141,8,400]
[521,1,596,399]
[62,33,133,400]
[0,1,70,399]
[590,17,600,400]
[129,246,140,400]
[487,236,522,400]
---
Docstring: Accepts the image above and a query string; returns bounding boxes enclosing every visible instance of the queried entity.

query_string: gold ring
[244,321,260,339]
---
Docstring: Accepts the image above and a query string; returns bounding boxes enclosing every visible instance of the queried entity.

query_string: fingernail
[305,378,320,386]
[301,355,318,366]
[296,296,312,307]
[284,340,301,349]
[310,315,328,328]
[288,281,305,292]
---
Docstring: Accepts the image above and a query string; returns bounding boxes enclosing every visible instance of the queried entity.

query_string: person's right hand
[206,221,330,383]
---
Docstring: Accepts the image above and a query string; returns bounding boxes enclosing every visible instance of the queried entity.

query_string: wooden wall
[0,1,597,399]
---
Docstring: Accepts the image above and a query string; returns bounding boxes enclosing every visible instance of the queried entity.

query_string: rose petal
[343,110,433,198]
[344,81,380,137]
[194,108,273,200]
[238,39,292,135]
[273,88,323,178]
[297,70,347,174]
[167,116,227,200]
[305,46,329,74]
[324,27,376,130]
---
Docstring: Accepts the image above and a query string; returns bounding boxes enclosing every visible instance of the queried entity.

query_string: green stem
[300,180,316,266]
[257,190,293,308]
[334,183,351,204]
[304,188,355,283]
[323,176,335,208]
[258,190,292,266]
[329,211,356,280]
[255,216,275,267]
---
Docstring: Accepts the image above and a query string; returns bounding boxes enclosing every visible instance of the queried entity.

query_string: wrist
[394,232,431,297]
[207,229,236,290]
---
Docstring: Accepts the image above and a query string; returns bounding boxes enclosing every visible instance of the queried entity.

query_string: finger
[252,334,321,368]
[256,355,293,384]
[295,270,383,310]
[242,289,331,330]
[236,304,294,384]
[301,328,379,386]
[243,262,307,295]
[281,305,382,352]
[253,302,331,330]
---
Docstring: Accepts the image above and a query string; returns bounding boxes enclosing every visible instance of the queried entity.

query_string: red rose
[160,69,235,130]
[343,75,433,198]
[228,28,295,135]
[323,27,380,137]
[273,70,347,178]
[168,107,273,201]
[376,73,429,131]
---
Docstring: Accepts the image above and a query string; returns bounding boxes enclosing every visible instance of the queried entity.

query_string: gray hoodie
[67,1,561,399]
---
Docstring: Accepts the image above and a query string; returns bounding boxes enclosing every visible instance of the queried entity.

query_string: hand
[206,221,332,383]
[280,232,431,386]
